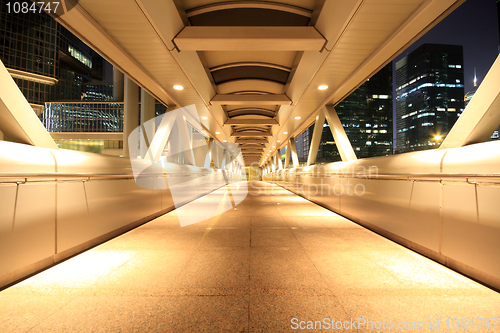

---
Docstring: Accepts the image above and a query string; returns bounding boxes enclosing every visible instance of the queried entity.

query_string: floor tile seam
[295,242,353,320]
[18,287,492,298]
[23,294,80,333]
[353,242,446,287]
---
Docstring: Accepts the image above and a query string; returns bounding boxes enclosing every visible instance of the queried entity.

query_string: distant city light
[434,135,442,140]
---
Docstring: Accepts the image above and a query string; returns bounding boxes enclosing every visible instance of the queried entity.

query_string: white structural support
[306,110,327,166]
[440,54,500,149]
[224,118,279,126]
[220,148,226,169]
[226,150,232,171]
[113,67,124,101]
[288,138,299,168]
[140,89,156,158]
[277,152,283,170]
[207,139,215,169]
[0,60,58,149]
[143,105,199,165]
[230,131,272,137]
[323,106,357,162]
[123,76,139,157]
[176,114,196,166]
[211,94,291,105]
[285,142,291,168]
[173,26,326,51]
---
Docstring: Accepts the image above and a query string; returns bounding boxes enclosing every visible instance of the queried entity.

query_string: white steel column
[277,151,283,170]
[113,67,124,102]
[440,54,500,149]
[323,106,357,162]
[207,139,215,169]
[289,138,300,168]
[220,148,226,169]
[211,141,220,169]
[176,113,196,166]
[307,110,326,166]
[140,89,156,158]
[123,76,139,157]
[285,142,291,168]
[0,60,57,149]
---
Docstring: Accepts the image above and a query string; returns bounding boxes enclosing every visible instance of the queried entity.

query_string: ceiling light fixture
[201,116,208,120]
[295,117,301,120]
[216,132,220,134]
[318,85,328,90]
[283,132,288,134]
[173,85,184,90]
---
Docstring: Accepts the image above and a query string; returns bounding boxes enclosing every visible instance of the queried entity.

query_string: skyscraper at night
[316,62,393,163]
[395,43,465,153]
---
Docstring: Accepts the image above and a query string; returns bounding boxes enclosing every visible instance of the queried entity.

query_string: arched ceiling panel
[182,0,317,12]
[188,8,310,26]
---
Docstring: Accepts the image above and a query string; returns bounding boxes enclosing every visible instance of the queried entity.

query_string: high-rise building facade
[0,1,58,112]
[316,62,393,163]
[396,43,465,153]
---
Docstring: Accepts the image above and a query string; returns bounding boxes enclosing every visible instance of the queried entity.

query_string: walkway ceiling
[54,0,464,166]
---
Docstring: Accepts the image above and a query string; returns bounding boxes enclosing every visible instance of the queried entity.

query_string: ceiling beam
[231,131,272,137]
[211,94,291,105]
[173,27,326,51]
[240,144,265,146]
[224,118,279,126]
[235,139,268,144]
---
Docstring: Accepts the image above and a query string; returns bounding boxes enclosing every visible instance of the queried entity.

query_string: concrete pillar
[113,67,124,102]
[140,89,156,157]
[123,76,139,157]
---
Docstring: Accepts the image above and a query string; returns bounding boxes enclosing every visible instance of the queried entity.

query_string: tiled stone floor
[1,182,499,332]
